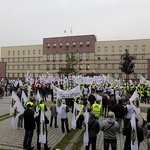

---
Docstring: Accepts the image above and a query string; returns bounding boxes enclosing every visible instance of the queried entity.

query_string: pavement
[0,95,149,150]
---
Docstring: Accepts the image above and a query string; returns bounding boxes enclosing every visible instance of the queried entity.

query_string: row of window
[97,54,145,60]
[8,49,41,56]
[46,41,90,48]
[7,63,146,70]
[97,45,146,52]
[2,57,41,62]
[7,72,145,79]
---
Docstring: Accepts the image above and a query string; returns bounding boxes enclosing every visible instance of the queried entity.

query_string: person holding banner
[35,109,50,150]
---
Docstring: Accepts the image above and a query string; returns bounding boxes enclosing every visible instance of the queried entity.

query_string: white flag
[71,101,82,129]
[131,112,138,150]
[56,93,63,117]
[39,110,46,144]
[36,90,42,111]
[83,110,89,147]
[21,90,28,107]
[130,90,140,114]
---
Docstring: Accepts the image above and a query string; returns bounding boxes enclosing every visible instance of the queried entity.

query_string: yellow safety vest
[92,103,101,117]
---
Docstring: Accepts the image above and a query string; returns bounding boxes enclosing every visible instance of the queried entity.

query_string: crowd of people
[1,78,150,150]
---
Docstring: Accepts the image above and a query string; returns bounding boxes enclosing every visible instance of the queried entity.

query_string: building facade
[0,35,150,80]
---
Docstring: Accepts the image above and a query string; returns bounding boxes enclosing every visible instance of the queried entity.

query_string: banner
[39,110,46,144]
[53,85,80,99]
[71,102,82,129]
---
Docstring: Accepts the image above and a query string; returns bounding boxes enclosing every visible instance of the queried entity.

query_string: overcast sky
[0,0,150,53]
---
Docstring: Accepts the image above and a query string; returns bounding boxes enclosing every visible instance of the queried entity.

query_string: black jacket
[114,103,125,118]
[24,109,35,131]
[35,111,49,133]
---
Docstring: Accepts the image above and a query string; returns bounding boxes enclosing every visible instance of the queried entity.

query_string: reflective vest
[79,104,85,115]
[92,103,101,117]
[39,104,46,111]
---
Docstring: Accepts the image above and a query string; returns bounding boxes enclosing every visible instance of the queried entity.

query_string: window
[86,53,90,60]
[59,42,63,47]
[79,41,83,46]
[28,65,30,69]
[98,56,100,60]
[59,54,62,60]
[126,46,129,50]
[53,54,56,61]
[59,64,63,69]
[119,46,122,51]
[142,73,145,78]
[66,42,69,47]
[112,64,115,69]
[53,64,56,69]
[38,57,40,61]
[142,54,145,59]
[22,73,24,78]
[142,45,145,51]
[79,53,83,60]
[53,43,56,47]
[38,65,40,69]
[28,50,30,54]
[13,65,14,69]
[86,64,90,69]
[18,65,19,69]
[23,58,25,62]
[134,64,137,69]
[13,58,15,62]
[97,47,100,52]
[104,56,107,60]
[134,54,137,59]
[8,51,10,55]
[142,64,145,69]
[8,73,9,78]
[8,65,10,69]
[18,50,20,55]
[134,73,137,79]
[47,43,50,48]
[8,58,10,62]
[28,58,30,61]
[104,64,107,69]
[22,65,24,69]
[13,51,15,55]
[33,57,35,61]
[111,46,115,52]
[97,64,100,69]
[39,49,41,54]
[104,46,107,52]
[18,58,20,62]
[33,50,35,54]
[23,50,25,55]
[86,41,90,46]
[47,54,50,61]
[72,42,76,46]
[112,73,114,78]
[112,55,115,60]
[33,65,35,69]
[79,64,82,69]
[134,45,137,51]
[46,64,50,70]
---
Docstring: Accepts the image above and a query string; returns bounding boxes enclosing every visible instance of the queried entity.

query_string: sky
[0,0,150,57]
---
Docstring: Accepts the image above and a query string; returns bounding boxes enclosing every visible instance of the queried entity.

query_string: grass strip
[54,129,79,150]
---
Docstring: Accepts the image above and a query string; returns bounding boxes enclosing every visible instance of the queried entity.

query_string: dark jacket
[35,111,49,133]
[147,107,150,123]
[24,109,35,131]
[88,116,100,137]
[114,103,125,118]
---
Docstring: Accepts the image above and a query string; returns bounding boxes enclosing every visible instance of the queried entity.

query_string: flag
[71,101,82,129]
[36,90,42,112]
[130,90,140,114]
[21,90,28,107]
[10,92,25,129]
[131,112,138,150]
[39,110,46,144]
[27,85,31,98]
[83,109,89,147]
[56,93,62,118]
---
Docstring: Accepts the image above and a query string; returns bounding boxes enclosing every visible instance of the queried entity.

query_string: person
[113,99,126,133]
[35,109,51,150]
[50,100,58,128]
[102,94,108,117]
[76,101,85,129]
[107,94,115,116]
[88,93,96,107]
[86,112,100,150]
[60,99,70,133]
[92,100,101,119]
[23,103,35,150]
[101,111,118,150]
[123,118,144,150]
[124,99,134,127]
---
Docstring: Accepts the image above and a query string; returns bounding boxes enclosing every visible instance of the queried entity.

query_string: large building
[1,35,150,80]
